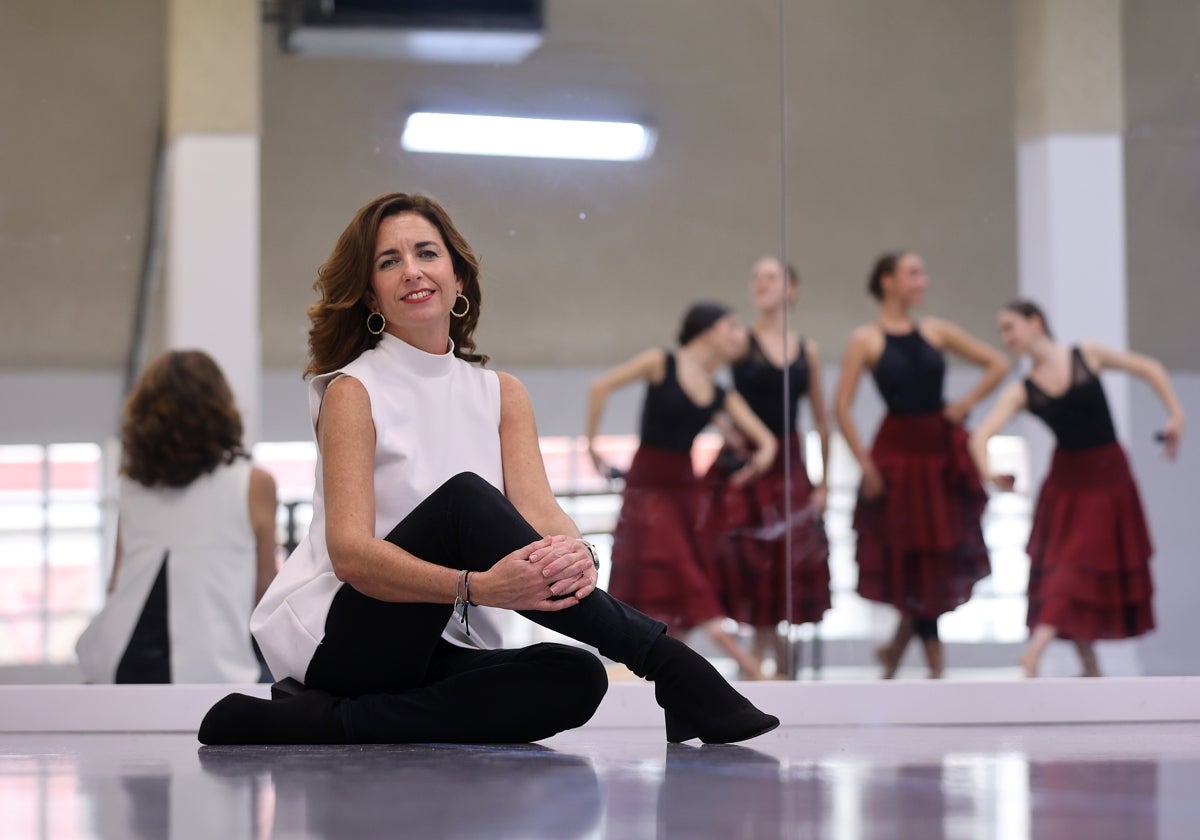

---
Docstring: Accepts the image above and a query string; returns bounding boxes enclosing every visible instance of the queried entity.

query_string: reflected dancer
[703,258,832,678]
[834,251,1008,679]
[969,301,1183,678]
[587,302,778,679]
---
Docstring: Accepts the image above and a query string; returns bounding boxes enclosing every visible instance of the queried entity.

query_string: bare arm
[585,348,665,471]
[722,391,778,485]
[967,381,1027,484]
[1083,342,1185,458]
[925,317,1010,419]
[833,327,876,468]
[499,372,579,538]
[806,339,831,487]
[248,466,279,603]
[319,375,462,602]
[497,372,598,600]
[711,412,749,454]
[834,327,888,500]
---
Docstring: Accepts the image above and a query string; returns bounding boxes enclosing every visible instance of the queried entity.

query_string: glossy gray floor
[4,723,1200,839]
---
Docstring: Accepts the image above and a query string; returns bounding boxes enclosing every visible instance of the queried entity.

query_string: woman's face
[706,314,749,362]
[749,258,794,313]
[365,212,461,336]
[883,252,929,307]
[997,309,1039,356]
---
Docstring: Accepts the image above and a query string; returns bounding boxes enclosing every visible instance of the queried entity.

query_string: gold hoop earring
[450,293,470,319]
[366,310,386,335]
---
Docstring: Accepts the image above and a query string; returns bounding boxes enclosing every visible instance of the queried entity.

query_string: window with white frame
[0,443,110,665]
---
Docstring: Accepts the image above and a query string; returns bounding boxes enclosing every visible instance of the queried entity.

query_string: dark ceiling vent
[279,0,545,64]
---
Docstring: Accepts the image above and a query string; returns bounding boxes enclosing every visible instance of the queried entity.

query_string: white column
[165,136,261,441]
[1017,134,1129,438]
[163,0,261,441]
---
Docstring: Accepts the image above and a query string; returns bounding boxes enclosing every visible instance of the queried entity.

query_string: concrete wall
[258,0,1019,370]
[1123,0,1200,370]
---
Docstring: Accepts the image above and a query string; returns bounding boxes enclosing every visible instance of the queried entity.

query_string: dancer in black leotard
[587,302,777,679]
[970,300,1183,677]
[703,258,831,677]
[834,251,1008,678]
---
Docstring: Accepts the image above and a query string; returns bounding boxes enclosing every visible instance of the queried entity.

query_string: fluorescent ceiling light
[400,112,656,161]
[286,28,543,65]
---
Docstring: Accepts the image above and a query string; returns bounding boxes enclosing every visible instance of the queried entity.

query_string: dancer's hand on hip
[943,400,970,425]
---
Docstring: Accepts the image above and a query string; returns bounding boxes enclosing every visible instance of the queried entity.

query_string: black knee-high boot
[637,634,779,744]
[198,688,345,746]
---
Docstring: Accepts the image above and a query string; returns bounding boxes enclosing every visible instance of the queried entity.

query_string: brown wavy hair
[306,192,486,376]
[121,350,248,488]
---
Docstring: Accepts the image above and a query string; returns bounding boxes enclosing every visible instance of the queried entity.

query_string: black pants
[305,472,667,743]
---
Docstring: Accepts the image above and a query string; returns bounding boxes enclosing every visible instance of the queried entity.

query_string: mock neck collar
[376,331,456,378]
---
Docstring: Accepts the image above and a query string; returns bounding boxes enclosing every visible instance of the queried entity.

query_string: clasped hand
[473,534,598,612]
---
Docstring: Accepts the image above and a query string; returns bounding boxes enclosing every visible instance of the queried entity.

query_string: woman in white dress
[199,193,778,745]
[75,350,278,683]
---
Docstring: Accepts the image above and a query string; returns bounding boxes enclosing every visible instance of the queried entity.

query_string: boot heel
[665,710,698,744]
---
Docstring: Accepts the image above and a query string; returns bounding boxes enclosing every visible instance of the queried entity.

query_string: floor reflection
[0,726,1196,839]
[199,743,602,840]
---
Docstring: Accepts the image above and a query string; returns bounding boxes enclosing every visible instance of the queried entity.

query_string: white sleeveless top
[251,333,507,683]
[75,460,260,683]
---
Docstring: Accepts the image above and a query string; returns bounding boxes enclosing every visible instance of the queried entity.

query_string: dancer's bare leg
[876,614,914,679]
[750,627,791,679]
[701,619,766,680]
[1021,624,1057,677]
[921,638,944,680]
[751,627,772,665]
[772,630,790,680]
[1073,640,1101,677]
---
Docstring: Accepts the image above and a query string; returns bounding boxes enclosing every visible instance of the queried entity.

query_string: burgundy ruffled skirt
[606,445,724,632]
[701,433,831,626]
[1026,442,1154,640]
[853,412,991,618]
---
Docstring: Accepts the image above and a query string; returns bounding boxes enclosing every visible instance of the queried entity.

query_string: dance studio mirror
[0,1,790,683]
[5,2,1197,689]
[776,1,1199,683]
